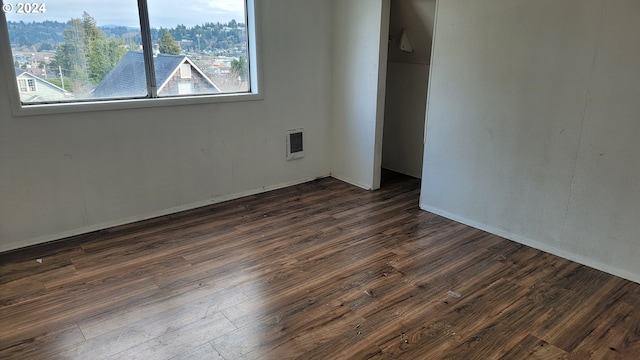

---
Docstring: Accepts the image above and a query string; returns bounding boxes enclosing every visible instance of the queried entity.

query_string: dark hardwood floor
[1,172,640,359]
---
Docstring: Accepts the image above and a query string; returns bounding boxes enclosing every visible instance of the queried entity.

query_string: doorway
[380,0,436,185]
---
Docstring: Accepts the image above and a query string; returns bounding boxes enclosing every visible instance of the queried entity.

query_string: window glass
[5,0,144,103]
[147,0,249,97]
[18,79,27,92]
[177,82,193,95]
[180,63,192,79]
[27,78,36,91]
[3,0,253,107]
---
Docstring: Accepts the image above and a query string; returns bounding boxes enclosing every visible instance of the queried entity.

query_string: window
[0,0,258,112]
[18,79,27,92]
[17,78,36,92]
[180,64,192,79]
[27,78,37,92]
[178,82,193,95]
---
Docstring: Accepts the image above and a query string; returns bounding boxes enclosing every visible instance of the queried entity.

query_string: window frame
[0,0,262,117]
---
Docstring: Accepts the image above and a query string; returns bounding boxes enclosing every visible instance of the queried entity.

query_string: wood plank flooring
[2,171,640,359]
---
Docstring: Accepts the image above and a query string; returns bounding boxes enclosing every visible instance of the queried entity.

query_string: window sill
[11,91,264,117]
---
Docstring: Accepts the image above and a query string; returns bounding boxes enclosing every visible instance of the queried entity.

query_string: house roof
[14,68,69,98]
[93,51,220,98]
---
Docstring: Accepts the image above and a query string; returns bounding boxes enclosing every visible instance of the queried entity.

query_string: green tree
[231,56,247,82]
[158,29,181,55]
[48,77,71,91]
[53,17,89,88]
[82,12,101,45]
[88,37,126,84]
[52,12,126,91]
[37,43,54,51]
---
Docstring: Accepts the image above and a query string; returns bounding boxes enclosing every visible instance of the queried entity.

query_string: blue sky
[5,0,245,27]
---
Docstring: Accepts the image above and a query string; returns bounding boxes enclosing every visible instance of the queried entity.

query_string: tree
[158,29,181,55]
[48,77,71,91]
[53,17,89,88]
[51,12,126,91]
[88,37,126,84]
[37,43,54,51]
[82,12,101,45]
[231,56,247,82]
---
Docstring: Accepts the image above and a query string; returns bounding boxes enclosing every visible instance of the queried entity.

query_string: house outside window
[0,0,258,113]
[14,69,69,102]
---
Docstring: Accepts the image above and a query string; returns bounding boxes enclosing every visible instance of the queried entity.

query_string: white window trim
[0,0,263,117]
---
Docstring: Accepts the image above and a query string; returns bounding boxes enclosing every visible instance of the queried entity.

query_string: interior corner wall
[0,0,333,252]
[421,0,640,283]
[330,0,388,190]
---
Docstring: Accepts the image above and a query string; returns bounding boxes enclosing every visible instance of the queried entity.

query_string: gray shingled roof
[93,51,217,98]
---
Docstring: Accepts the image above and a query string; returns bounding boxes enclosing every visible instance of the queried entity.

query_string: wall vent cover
[286,129,304,160]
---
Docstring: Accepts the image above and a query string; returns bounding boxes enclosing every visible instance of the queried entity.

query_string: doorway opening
[380,0,436,187]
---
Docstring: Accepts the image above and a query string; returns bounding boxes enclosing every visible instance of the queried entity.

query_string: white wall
[422,0,640,282]
[382,0,435,178]
[331,0,389,190]
[0,0,333,252]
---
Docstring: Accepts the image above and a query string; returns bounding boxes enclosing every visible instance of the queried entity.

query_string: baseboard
[420,203,640,285]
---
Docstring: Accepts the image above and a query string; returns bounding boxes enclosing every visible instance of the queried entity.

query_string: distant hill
[8,20,247,55]
[8,20,67,48]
